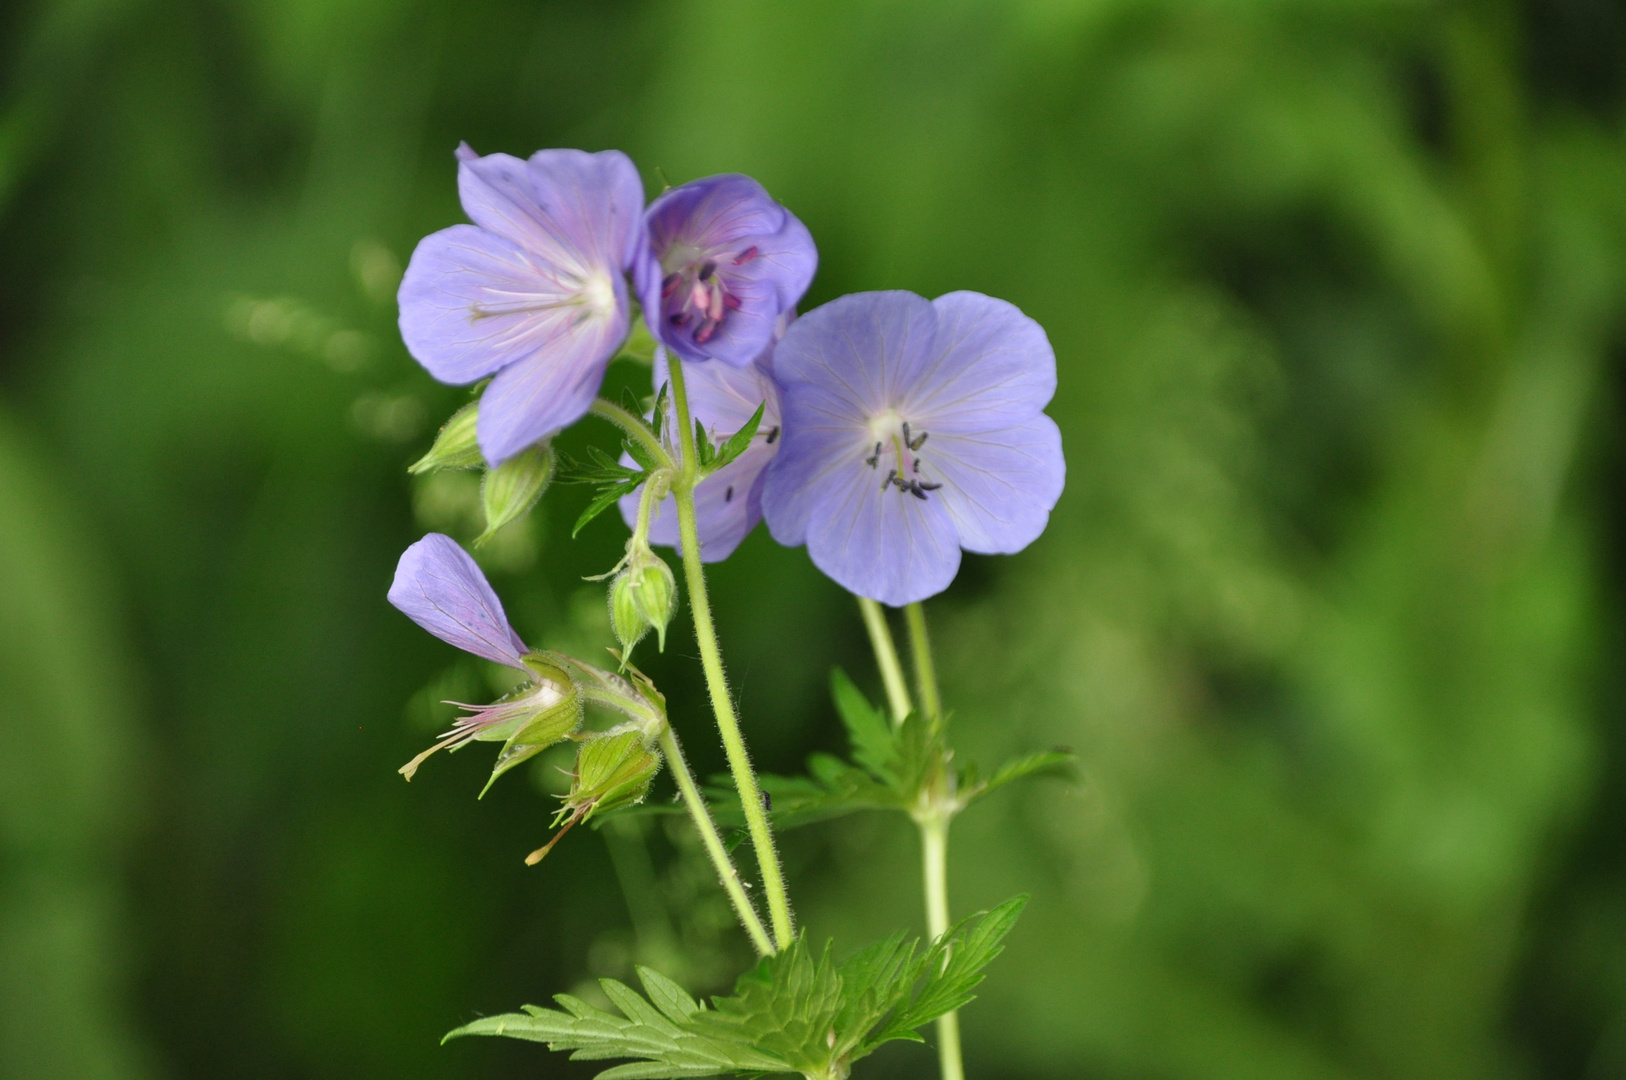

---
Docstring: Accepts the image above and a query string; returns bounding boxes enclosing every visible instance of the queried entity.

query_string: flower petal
[896,291,1056,435]
[388,533,528,668]
[458,146,644,273]
[925,415,1065,554]
[476,319,620,465]
[804,459,961,607]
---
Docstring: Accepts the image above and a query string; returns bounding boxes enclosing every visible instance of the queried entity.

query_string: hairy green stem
[904,603,943,732]
[921,817,964,1080]
[656,725,773,955]
[858,597,912,724]
[590,397,672,465]
[666,356,795,950]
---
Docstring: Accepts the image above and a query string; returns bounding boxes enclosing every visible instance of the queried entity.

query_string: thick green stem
[666,357,795,950]
[904,603,944,731]
[922,817,964,1080]
[656,725,773,955]
[858,597,912,725]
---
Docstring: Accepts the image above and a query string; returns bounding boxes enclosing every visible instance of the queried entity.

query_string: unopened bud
[629,555,677,651]
[610,569,650,658]
[570,727,661,821]
[409,402,483,474]
[478,443,553,544]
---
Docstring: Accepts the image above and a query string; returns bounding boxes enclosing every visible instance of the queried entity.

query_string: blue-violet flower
[635,174,815,367]
[398,145,644,465]
[761,291,1064,606]
[388,533,574,779]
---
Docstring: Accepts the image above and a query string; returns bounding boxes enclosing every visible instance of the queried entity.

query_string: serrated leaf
[637,966,701,1024]
[624,435,663,474]
[968,749,1077,804]
[693,419,715,470]
[651,381,669,441]
[705,401,765,476]
[829,668,897,784]
[574,481,640,537]
[871,895,1029,1047]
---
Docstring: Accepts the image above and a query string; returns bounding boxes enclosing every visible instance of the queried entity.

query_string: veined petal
[927,415,1065,554]
[804,459,961,607]
[898,291,1057,434]
[458,146,643,274]
[769,291,938,418]
[388,533,527,668]
[476,315,622,465]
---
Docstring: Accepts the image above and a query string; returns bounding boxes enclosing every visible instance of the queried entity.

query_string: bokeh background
[3,0,1626,1077]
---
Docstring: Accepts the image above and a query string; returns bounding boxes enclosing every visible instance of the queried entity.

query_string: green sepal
[409,402,483,474]
[479,443,554,544]
[572,727,662,822]
[480,664,582,798]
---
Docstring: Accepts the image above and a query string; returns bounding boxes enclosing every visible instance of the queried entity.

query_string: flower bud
[610,568,650,658]
[629,554,677,651]
[409,402,483,474]
[569,727,661,821]
[478,442,553,544]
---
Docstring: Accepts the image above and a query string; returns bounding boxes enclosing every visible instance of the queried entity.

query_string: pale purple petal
[475,313,622,465]
[766,291,938,418]
[926,415,1064,554]
[803,460,962,606]
[636,174,816,367]
[898,292,1056,434]
[388,533,528,668]
[458,146,644,273]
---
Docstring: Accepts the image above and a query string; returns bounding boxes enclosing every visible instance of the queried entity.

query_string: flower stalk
[667,355,796,951]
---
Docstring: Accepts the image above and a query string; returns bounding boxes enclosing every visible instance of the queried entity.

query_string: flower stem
[921,815,964,1080]
[904,602,943,733]
[591,397,672,466]
[656,725,774,955]
[665,355,795,951]
[905,602,964,1080]
[857,597,912,724]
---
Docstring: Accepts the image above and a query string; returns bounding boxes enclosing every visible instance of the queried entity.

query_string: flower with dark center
[761,291,1065,606]
[635,174,815,367]
[398,144,644,465]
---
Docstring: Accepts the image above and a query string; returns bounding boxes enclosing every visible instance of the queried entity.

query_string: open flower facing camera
[384,144,1070,1080]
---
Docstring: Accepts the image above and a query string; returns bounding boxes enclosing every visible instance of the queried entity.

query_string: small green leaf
[971,749,1077,803]
[623,435,662,474]
[705,401,766,475]
[829,668,897,784]
[692,419,714,469]
[650,381,669,440]
[574,481,639,537]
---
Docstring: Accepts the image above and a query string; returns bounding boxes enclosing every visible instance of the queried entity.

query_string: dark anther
[909,484,928,500]
[865,441,881,468]
[909,430,928,451]
[902,422,912,446]
[912,458,921,473]
[764,425,780,445]
[698,260,716,281]
[733,245,759,265]
[724,293,742,310]
[694,317,719,343]
[669,312,689,326]
[725,485,734,503]
[917,481,941,492]
[660,273,679,298]
[882,468,897,492]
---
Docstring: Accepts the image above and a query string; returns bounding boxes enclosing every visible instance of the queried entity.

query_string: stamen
[669,312,689,326]
[725,485,734,503]
[733,246,758,265]
[724,293,742,310]
[661,273,680,299]
[882,467,897,492]
[917,481,941,492]
[698,260,716,281]
[689,281,710,312]
[694,317,720,344]
[909,430,928,451]
[764,426,780,444]
[865,442,881,468]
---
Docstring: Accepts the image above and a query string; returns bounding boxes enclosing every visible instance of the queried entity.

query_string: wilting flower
[398,145,644,465]
[761,291,1064,606]
[388,533,580,782]
[635,174,815,367]
[618,343,784,561]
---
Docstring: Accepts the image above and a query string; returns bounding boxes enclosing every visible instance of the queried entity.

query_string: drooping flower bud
[409,401,483,474]
[524,725,662,865]
[629,554,676,651]
[610,567,650,657]
[478,442,553,544]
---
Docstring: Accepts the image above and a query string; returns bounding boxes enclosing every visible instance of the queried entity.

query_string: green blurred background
[3,0,1625,1076]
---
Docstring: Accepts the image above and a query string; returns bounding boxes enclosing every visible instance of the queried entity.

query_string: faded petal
[899,291,1056,434]
[928,415,1065,554]
[388,533,528,669]
[636,174,816,367]
[804,459,962,607]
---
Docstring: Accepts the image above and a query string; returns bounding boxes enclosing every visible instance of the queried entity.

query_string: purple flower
[388,533,572,779]
[761,291,1064,606]
[618,338,784,562]
[398,145,645,466]
[635,174,815,367]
